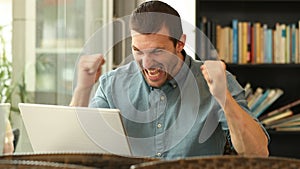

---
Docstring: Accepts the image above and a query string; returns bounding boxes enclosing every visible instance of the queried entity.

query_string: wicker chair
[0,152,158,169]
[130,155,300,169]
[0,159,95,169]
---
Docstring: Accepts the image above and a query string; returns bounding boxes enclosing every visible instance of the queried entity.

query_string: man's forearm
[69,87,93,107]
[223,91,269,156]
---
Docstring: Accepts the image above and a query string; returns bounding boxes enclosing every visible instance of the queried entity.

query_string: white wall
[0,0,12,25]
[0,0,12,61]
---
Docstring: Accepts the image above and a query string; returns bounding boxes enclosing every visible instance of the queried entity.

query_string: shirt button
[156,152,161,157]
[173,84,177,88]
[157,123,162,128]
[160,96,165,101]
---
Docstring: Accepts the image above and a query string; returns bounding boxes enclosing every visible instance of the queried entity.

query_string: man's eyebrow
[132,46,140,51]
[132,46,166,52]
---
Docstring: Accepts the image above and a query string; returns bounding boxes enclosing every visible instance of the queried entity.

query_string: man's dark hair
[129,1,183,46]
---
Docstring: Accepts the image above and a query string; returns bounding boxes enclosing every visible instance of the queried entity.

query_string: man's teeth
[148,69,160,76]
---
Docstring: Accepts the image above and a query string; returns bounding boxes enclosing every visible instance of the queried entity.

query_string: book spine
[263,24,268,63]
[247,22,251,63]
[253,89,284,117]
[229,28,233,63]
[280,24,286,63]
[232,19,238,63]
[216,24,222,60]
[251,25,255,64]
[198,16,207,60]
[286,25,290,63]
[248,87,263,109]
[261,109,293,126]
[260,99,300,120]
[291,24,296,63]
[266,29,273,63]
[251,89,270,113]
[297,24,299,63]
[223,27,230,63]
[254,22,261,63]
[242,22,248,64]
[274,23,281,63]
[298,20,300,63]
[259,24,265,64]
[238,22,243,64]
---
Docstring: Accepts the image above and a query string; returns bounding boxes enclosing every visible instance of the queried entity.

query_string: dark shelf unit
[196,0,300,28]
[267,130,300,158]
[227,64,300,114]
[227,64,300,158]
[196,0,300,158]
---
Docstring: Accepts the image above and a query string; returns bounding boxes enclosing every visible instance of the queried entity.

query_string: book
[254,22,261,63]
[253,88,284,117]
[275,125,300,132]
[274,23,281,63]
[232,19,238,63]
[244,82,253,99]
[216,24,222,60]
[261,109,293,126]
[250,25,255,63]
[263,24,268,63]
[222,26,231,62]
[247,22,252,63]
[242,22,248,64]
[198,16,207,60]
[230,27,234,63]
[280,24,286,63]
[265,29,273,63]
[286,25,290,63]
[291,24,296,63]
[259,99,300,121]
[259,24,265,64]
[266,113,300,129]
[296,23,299,64]
[238,22,243,64]
[272,28,277,63]
[270,120,300,129]
[298,20,300,63]
[251,89,271,112]
[248,87,263,109]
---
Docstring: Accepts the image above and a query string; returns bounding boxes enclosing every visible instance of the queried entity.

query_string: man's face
[131,27,184,88]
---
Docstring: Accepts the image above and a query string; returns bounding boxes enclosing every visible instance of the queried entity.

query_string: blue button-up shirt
[89,52,268,159]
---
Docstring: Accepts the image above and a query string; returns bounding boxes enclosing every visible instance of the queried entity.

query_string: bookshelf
[196,0,300,158]
[196,0,300,64]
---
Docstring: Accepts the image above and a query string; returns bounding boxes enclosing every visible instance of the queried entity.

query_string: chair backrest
[0,152,159,169]
[130,155,300,169]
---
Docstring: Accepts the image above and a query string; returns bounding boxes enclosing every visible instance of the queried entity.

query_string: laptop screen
[18,103,131,155]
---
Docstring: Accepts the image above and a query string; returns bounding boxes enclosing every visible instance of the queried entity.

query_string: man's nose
[142,54,154,69]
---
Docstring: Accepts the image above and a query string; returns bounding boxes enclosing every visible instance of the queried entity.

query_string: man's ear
[176,34,186,52]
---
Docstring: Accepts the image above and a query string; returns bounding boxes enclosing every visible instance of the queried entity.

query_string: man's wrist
[70,86,93,107]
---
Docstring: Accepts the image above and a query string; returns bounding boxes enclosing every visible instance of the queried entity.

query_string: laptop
[0,103,11,154]
[18,103,131,155]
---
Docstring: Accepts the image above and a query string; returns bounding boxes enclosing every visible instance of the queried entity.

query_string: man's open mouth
[144,68,164,81]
